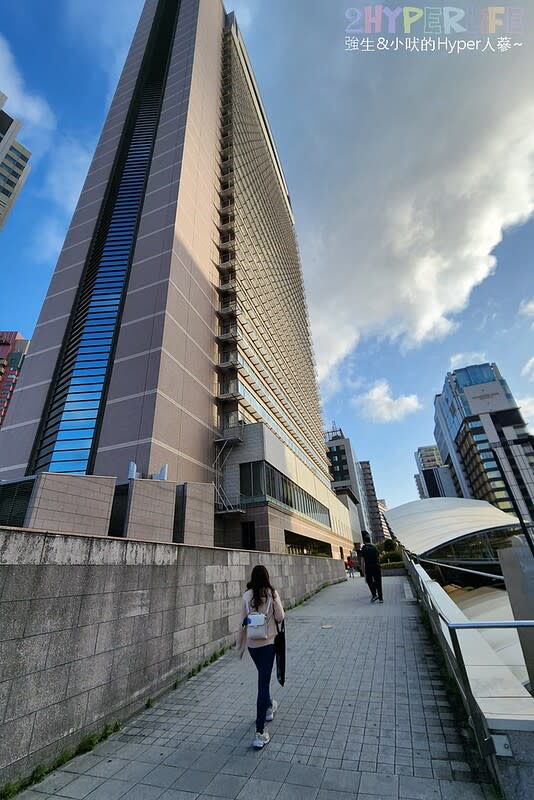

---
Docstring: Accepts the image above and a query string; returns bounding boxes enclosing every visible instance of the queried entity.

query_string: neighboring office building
[0,332,29,429]
[0,1,353,557]
[414,444,457,499]
[416,466,457,499]
[415,444,442,473]
[325,425,357,486]
[0,93,31,228]
[434,363,534,523]
[325,425,366,544]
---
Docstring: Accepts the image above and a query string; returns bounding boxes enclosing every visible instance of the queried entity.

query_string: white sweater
[241,589,285,649]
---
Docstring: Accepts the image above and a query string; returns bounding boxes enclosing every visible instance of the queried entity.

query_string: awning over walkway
[385,497,520,556]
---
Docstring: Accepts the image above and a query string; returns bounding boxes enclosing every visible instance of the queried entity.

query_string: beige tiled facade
[25,474,116,537]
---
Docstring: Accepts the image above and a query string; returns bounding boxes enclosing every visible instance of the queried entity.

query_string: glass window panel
[55,428,96,441]
[70,378,105,388]
[52,440,92,452]
[61,410,99,420]
[77,346,111,355]
[240,463,252,497]
[252,461,265,496]
[48,460,89,472]
[64,398,100,408]
[65,393,102,403]
[71,366,107,374]
[55,419,97,431]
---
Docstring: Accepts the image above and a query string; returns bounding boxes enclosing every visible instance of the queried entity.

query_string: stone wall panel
[0,528,344,784]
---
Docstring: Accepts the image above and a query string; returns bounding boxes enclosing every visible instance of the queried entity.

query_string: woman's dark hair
[247,565,276,610]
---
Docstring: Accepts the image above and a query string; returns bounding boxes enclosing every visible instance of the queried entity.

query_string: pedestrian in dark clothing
[361,533,383,603]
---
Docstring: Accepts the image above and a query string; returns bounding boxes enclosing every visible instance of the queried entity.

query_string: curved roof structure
[385,497,520,556]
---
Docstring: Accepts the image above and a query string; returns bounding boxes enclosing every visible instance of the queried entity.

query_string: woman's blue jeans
[248,644,275,733]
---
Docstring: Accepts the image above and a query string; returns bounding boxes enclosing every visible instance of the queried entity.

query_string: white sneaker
[265,700,278,722]
[253,731,270,749]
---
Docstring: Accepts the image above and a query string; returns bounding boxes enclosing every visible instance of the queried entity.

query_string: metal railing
[404,551,534,785]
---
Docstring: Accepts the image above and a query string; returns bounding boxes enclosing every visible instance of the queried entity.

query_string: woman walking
[240,565,285,749]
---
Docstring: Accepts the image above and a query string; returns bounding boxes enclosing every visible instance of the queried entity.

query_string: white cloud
[64,0,144,100]
[521,357,534,382]
[32,217,68,264]
[518,397,534,427]
[519,298,534,318]
[227,1,260,32]
[0,34,55,155]
[27,135,94,262]
[42,136,93,215]
[259,3,534,380]
[450,352,487,371]
[354,380,422,423]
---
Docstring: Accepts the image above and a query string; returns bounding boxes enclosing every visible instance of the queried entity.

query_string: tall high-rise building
[0,0,353,555]
[434,362,534,522]
[0,93,31,228]
[413,444,457,499]
[0,332,29,429]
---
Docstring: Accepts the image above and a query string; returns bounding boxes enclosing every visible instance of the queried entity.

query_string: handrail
[403,547,534,788]
[448,620,534,630]
[415,556,505,581]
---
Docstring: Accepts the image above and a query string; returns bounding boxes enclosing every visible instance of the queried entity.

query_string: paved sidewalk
[20,577,498,800]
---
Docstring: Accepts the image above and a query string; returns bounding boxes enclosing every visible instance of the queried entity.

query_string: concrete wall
[182,482,214,546]
[0,528,344,784]
[124,479,176,543]
[25,474,116,537]
[499,541,534,691]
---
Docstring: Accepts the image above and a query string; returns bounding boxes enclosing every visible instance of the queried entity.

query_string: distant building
[324,426,363,547]
[0,92,31,228]
[0,332,29,429]
[434,362,534,523]
[415,445,442,472]
[325,425,358,487]
[359,460,385,542]
[377,498,392,539]
[414,444,457,499]
[325,425,368,541]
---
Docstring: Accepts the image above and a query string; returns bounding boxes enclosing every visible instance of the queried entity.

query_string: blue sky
[1,1,533,509]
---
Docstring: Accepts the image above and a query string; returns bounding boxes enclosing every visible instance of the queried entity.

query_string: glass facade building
[434,362,534,522]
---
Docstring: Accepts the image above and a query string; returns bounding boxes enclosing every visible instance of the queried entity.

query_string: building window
[240,460,331,527]
[241,521,256,550]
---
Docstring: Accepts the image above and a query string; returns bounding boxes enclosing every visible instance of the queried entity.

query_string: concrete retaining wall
[0,528,344,784]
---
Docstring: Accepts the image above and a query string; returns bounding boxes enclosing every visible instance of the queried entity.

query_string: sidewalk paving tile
[15,579,498,800]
